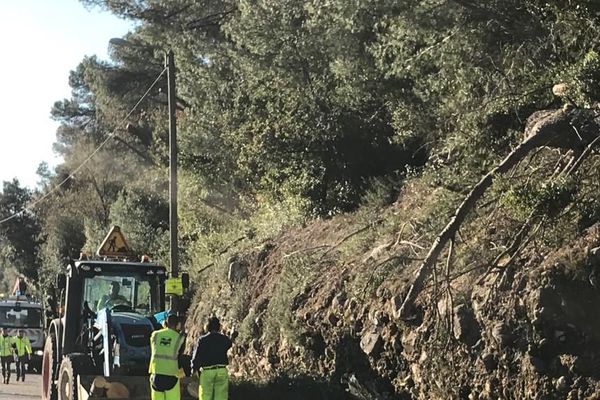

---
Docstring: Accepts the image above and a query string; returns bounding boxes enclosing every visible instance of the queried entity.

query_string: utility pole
[166,50,179,313]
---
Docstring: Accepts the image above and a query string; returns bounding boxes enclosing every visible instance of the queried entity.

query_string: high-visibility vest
[13,336,31,357]
[149,328,183,376]
[0,335,13,357]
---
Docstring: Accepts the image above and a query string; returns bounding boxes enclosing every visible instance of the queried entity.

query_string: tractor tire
[57,354,96,400]
[42,335,58,400]
[57,356,78,400]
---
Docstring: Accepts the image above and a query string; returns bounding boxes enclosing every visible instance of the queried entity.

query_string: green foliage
[359,176,402,210]
[348,256,405,301]
[247,195,309,240]
[109,189,169,257]
[578,198,600,232]
[67,1,600,212]
[557,50,600,107]
[149,0,427,214]
[263,255,316,344]
[37,210,86,288]
[0,180,42,280]
[501,177,577,219]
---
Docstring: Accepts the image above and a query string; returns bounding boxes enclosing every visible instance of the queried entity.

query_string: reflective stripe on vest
[149,328,183,376]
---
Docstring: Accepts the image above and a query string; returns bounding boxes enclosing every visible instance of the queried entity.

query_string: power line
[0,66,168,226]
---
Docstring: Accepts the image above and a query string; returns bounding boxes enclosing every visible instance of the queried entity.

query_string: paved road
[0,374,40,400]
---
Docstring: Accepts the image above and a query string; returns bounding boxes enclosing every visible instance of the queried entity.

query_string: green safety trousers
[150,378,180,400]
[199,367,228,400]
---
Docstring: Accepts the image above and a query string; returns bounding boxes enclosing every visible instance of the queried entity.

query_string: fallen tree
[399,103,600,320]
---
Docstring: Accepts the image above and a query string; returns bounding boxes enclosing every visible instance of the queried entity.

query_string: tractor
[42,254,192,400]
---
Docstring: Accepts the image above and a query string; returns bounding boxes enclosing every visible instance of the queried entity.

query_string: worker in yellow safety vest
[13,329,32,382]
[149,314,186,400]
[0,328,14,384]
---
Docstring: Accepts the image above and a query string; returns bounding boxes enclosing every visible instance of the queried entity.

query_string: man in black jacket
[190,316,235,400]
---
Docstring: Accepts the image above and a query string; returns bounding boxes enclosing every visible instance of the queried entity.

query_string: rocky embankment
[187,223,600,400]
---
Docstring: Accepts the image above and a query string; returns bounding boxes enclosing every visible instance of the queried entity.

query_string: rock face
[187,218,600,399]
[393,227,600,399]
[228,258,248,283]
[491,322,512,348]
[360,329,383,357]
[452,304,481,346]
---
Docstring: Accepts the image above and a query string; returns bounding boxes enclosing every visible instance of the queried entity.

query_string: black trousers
[15,355,27,380]
[1,356,12,382]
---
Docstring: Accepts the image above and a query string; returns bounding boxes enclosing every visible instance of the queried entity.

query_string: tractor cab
[79,262,165,315]
[61,260,168,373]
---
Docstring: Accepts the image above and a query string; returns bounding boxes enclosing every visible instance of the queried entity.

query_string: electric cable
[0,66,168,226]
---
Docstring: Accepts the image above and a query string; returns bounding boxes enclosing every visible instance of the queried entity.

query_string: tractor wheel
[57,356,78,400]
[42,335,58,400]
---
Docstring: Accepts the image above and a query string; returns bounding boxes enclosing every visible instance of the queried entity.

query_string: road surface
[0,374,40,400]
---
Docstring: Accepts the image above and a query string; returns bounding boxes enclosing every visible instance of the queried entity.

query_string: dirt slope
[185,208,600,399]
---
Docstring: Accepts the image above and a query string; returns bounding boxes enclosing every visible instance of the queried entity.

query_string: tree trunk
[398,138,538,320]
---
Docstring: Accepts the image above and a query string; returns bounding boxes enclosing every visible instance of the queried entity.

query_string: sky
[0,0,132,189]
